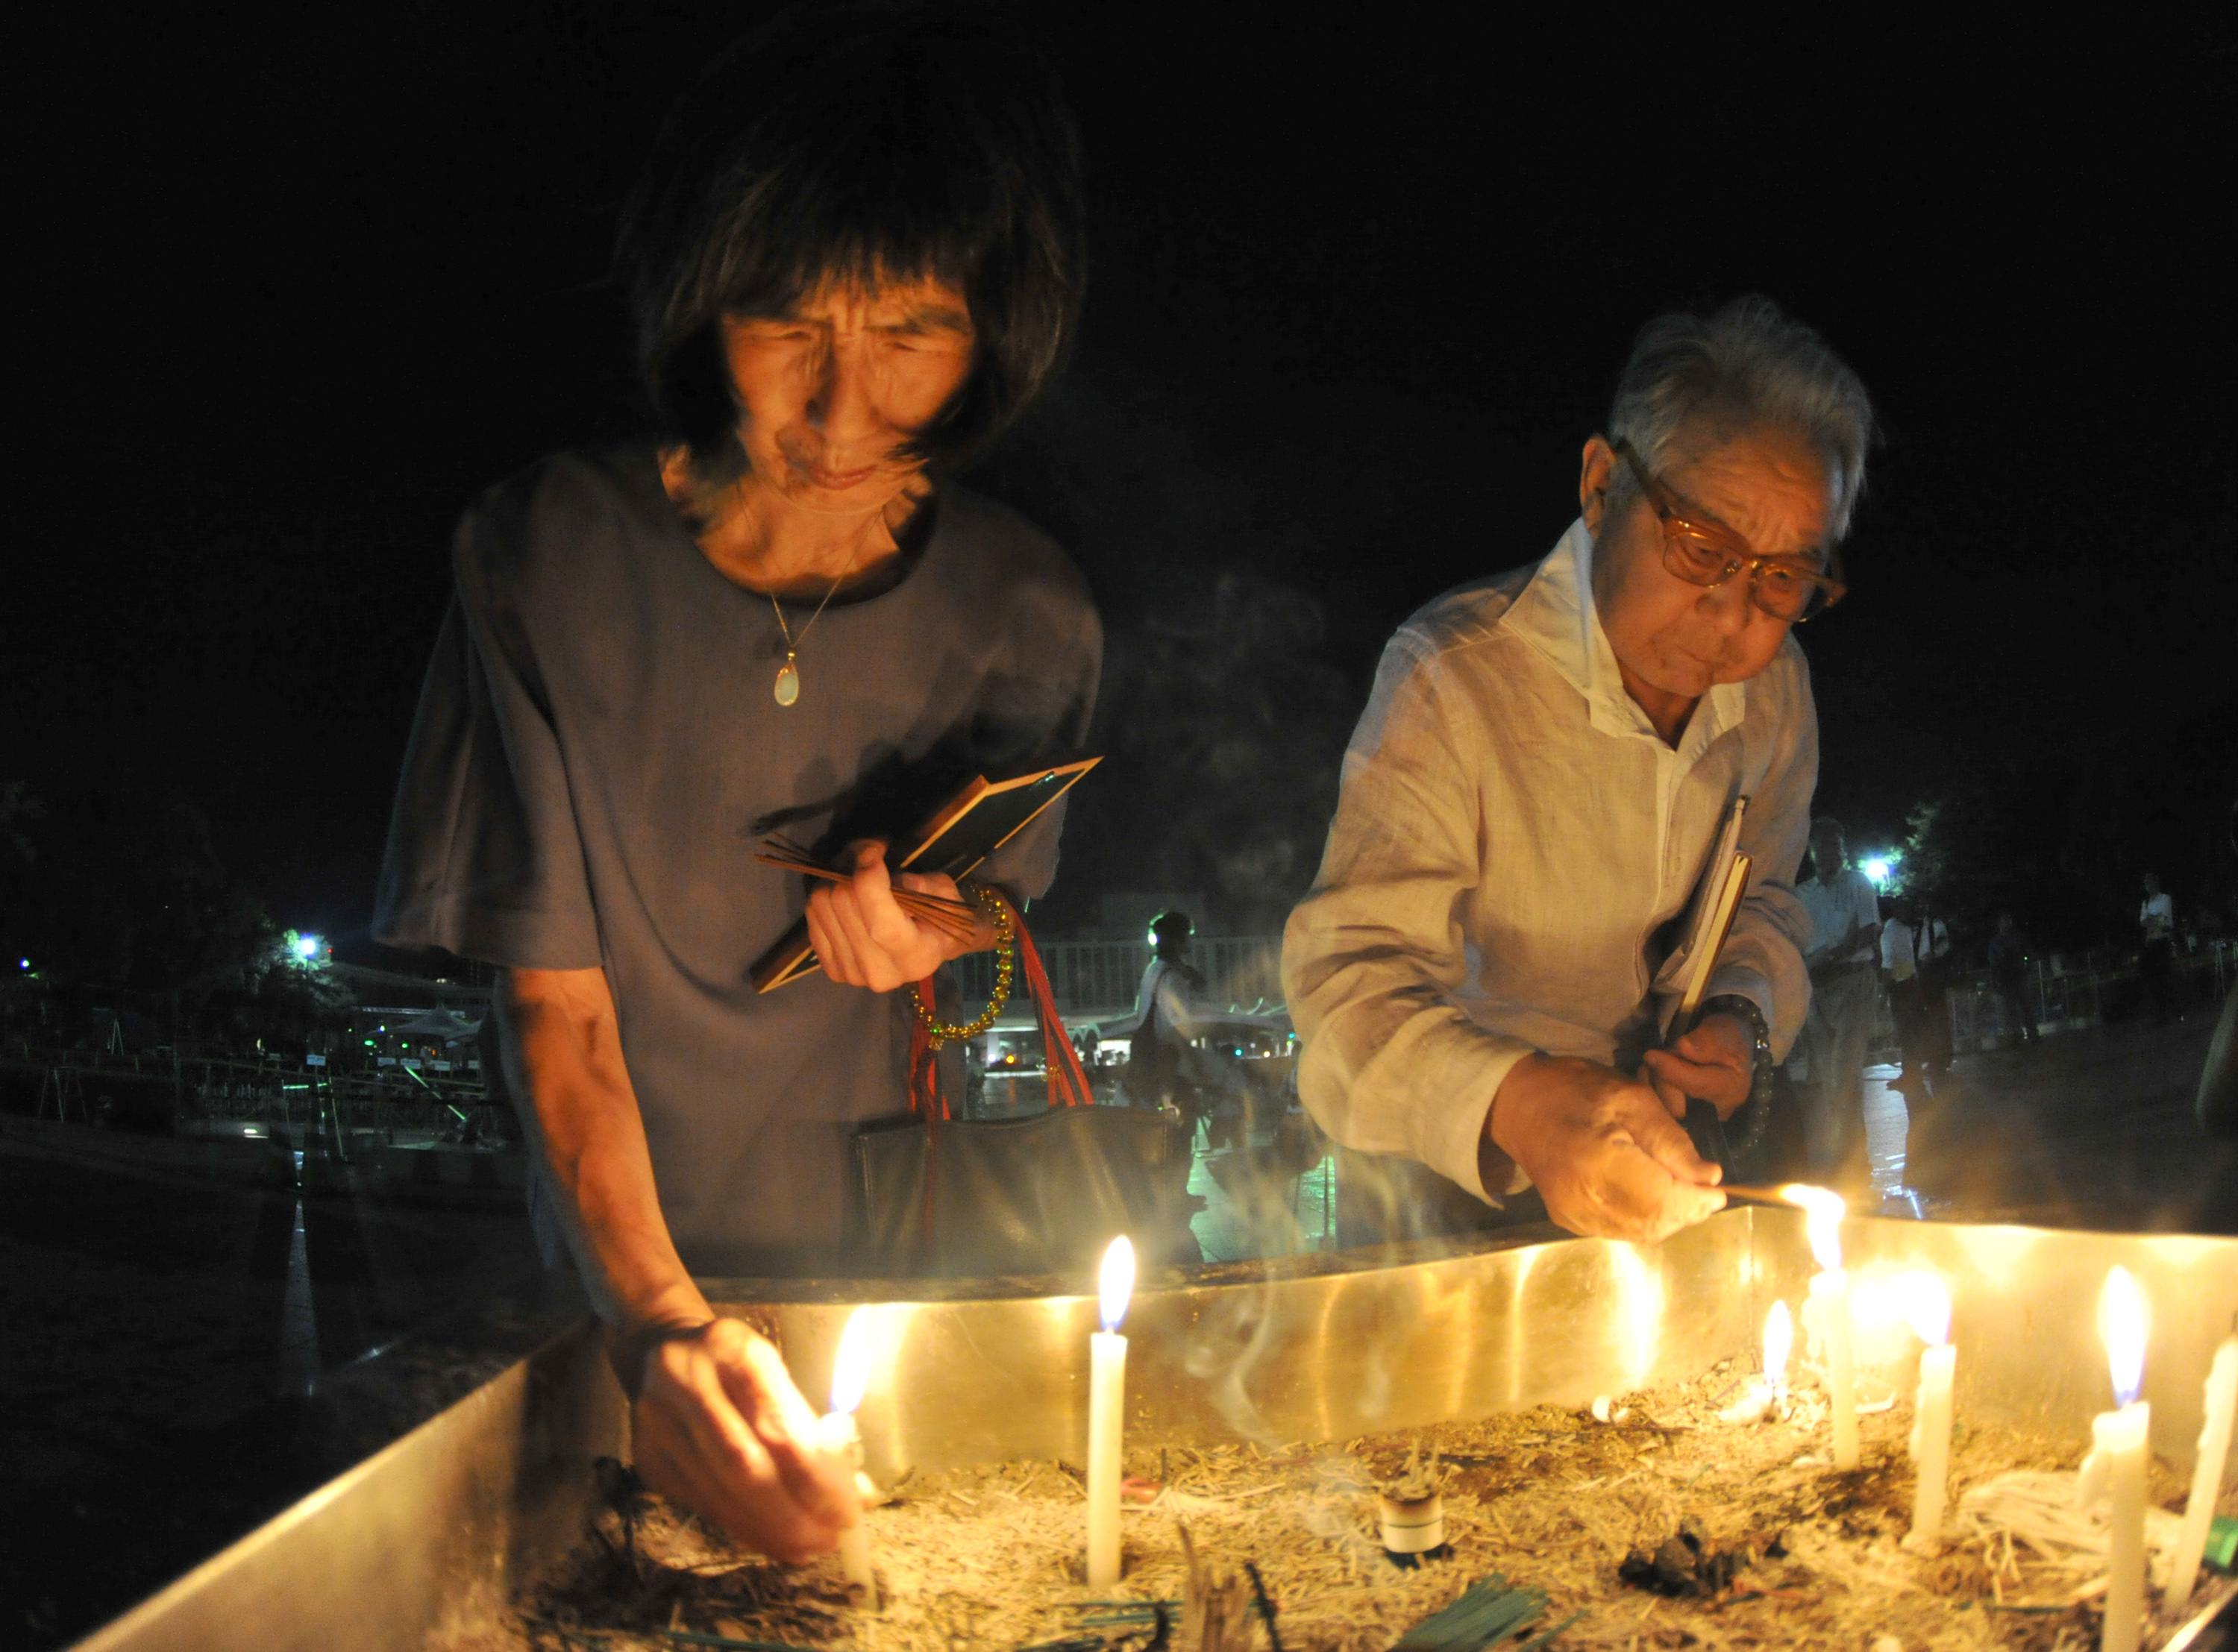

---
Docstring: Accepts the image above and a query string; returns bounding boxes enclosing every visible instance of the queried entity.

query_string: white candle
[1899,1273,1956,1548]
[2079,1267,2151,1652]
[2169,1333,2238,1612]
[1087,1236,1135,1589]
[1784,1185,1858,1469]
[824,1307,879,1609]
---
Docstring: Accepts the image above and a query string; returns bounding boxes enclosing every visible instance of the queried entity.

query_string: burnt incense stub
[1379,1490,1447,1558]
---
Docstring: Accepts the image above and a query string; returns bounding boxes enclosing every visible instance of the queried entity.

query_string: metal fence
[959,935,1288,1023]
[971,933,2235,1047]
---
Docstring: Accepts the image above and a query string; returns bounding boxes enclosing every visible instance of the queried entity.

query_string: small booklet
[1667,794,1752,1038]
[750,757,1101,993]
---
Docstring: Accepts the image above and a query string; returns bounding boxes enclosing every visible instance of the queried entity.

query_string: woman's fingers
[727,1334,859,1532]
[631,1322,847,1563]
[804,889,862,986]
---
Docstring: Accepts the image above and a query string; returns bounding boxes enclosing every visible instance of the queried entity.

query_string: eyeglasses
[1610,436,1847,623]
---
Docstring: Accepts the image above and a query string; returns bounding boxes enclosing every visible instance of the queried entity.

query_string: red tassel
[900,897,1096,1250]
[906,984,947,1121]
[1012,915,1094,1109]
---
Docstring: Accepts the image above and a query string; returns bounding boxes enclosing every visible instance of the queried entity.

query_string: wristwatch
[1698,993,1775,1158]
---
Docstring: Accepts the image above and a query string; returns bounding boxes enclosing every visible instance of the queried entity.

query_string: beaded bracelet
[907,884,1015,1049]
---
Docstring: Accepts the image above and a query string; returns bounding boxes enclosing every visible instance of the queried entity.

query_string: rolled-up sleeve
[370,515,603,970]
[1705,653,1819,1058]
[1282,634,1535,1204]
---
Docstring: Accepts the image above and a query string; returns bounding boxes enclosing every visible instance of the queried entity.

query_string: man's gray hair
[1608,295,1876,541]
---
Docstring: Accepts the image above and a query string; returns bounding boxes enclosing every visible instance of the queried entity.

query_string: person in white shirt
[2140,871,2180,1024]
[1119,910,1216,1122]
[1795,817,1882,1175]
[1285,296,1872,1244]
[1879,896,1951,1089]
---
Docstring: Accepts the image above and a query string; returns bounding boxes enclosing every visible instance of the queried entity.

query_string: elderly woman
[372,7,1096,1558]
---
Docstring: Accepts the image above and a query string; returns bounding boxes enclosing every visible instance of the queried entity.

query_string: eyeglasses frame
[1608,436,1848,623]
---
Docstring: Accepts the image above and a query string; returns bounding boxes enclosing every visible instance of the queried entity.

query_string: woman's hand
[806,840,991,991]
[627,1318,860,1563]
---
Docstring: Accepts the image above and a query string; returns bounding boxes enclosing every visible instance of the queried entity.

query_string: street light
[292,932,322,961]
[1861,853,1898,890]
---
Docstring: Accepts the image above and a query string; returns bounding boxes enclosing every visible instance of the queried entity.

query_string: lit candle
[1087,1235,1135,1589]
[2168,1329,2237,1613]
[1786,1184,1858,1469]
[1717,1300,1793,1425]
[822,1307,878,1609]
[1898,1272,1955,1549]
[2078,1267,2150,1652]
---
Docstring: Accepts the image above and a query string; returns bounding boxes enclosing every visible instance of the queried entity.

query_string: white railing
[959,935,1288,1023]
[960,934,2237,1045]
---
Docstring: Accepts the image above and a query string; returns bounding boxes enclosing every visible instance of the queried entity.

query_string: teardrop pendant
[774,656,800,707]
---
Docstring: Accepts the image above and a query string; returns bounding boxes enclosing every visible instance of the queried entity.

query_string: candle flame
[828,1306,875,1418]
[1763,1299,1793,1387]
[1777,1184,1847,1270]
[1099,1235,1136,1333]
[1894,1271,1952,1347]
[2098,1266,2148,1409]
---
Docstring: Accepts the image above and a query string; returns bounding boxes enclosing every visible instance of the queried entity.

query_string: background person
[1987,911,2038,1046]
[2140,871,2180,1024]
[1880,896,1952,1093]
[1795,817,1883,1180]
[1285,297,1872,1244]
[372,6,1095,1560]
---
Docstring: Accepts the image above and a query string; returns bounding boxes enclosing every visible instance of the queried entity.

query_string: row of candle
[1777,1186,2238,1651]
[818,1203,2234,1647]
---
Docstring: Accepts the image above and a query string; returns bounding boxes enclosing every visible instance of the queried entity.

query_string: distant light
[1861,855,1895,889]
[292,933,322,961]
[1146,924,1158,946]
[17,958,27,970]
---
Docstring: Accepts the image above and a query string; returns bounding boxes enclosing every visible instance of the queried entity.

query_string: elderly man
[1283,297,1872,1243]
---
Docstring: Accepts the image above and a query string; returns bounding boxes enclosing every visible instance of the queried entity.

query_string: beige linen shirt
[1282,521,1817,1203]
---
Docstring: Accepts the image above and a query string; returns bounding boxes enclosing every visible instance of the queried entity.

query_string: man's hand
[1488,1054,1726,1242]
[628,1318,860,1564]
[805,840,988,992]
[1640,1012,1755,1122]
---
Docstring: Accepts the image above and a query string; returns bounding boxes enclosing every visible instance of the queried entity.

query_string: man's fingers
[1636,1060,1688,1121]
[1643,1047,1728,1096]
[1626,1093,1721,1187]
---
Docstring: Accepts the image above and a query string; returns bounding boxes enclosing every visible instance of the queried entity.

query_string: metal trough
[72,1210,2238,1651]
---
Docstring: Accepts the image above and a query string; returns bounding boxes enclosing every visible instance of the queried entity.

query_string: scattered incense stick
[1717,1184,1808,1208]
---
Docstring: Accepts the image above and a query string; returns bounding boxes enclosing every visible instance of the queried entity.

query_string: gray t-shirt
[372,442,1101,1272]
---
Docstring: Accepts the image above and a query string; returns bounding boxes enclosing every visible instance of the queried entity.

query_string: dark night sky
[15,7,2236,943]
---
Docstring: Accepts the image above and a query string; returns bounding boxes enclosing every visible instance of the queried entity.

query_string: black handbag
[852,1103,1197,1277]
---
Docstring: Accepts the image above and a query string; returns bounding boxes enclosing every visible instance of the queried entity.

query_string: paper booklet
[750,757,1101,993]
[1667,794,1752,1038]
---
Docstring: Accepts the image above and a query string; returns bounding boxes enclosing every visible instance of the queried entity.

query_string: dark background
[14,6,2237,952]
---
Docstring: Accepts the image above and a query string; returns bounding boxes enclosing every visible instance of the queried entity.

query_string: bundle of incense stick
[753,835,984,943]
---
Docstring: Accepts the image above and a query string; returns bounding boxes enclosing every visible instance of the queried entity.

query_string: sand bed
[459,1357,2231,1652]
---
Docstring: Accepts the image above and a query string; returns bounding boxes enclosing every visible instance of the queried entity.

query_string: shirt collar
[1507,518,1748,749]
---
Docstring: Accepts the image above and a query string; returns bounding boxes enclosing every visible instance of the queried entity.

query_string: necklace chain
[767,558,855,707]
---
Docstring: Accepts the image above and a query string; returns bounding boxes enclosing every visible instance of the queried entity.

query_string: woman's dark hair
[615,1,1086,492]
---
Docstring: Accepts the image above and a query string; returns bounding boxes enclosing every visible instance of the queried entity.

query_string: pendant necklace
[766,559,853,707]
